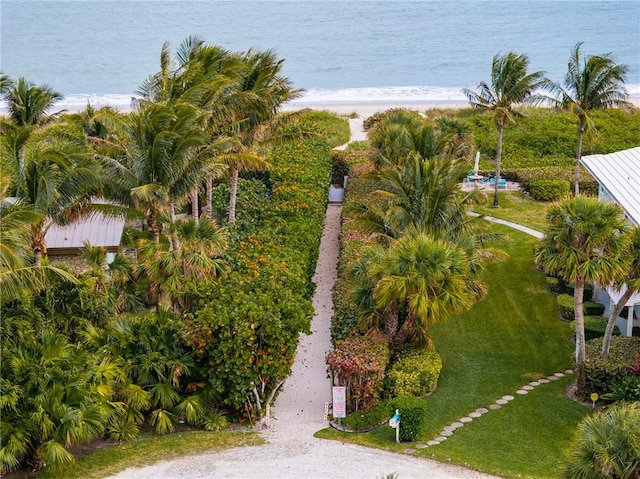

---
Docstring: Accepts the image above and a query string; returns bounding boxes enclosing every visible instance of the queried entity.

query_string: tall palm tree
[535,196,629,367]
[221,48,302,224]
[464,52,548,207]
[547,43,631,195]
[601,226,640,356]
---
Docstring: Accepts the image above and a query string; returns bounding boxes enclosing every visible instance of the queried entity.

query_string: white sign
[332,386,346,418]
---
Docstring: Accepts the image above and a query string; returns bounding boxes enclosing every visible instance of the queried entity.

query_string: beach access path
[108,116,500,479]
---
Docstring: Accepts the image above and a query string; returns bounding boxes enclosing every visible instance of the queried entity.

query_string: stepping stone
[475,408,489,414]
[427,440,440,446]
[440,430,454,437]
[460,417,473,423]
[548,375,561,381]
[516,389,529,395]
[565,369,573,374]
[404,448,417,454]
[435,436,448,442]
[416,444,428,449]
[496,398,509,405]
[469,412,483,418]
[502,395,515,401]
[522,385,535,391]
[450,421,464,429]
[538,378,550,383]
[554,372,565,377]
[529,381,541,386]
[489,404,502,410]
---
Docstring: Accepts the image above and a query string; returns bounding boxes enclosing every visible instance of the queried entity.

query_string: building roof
[45,213,125,254]
[580,146,640,226]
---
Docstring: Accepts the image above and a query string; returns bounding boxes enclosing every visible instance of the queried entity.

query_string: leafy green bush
[341,400,390,431]
[518,167,599,197]
[572,315,620,341]
[385,345,442,397]
[557,294,575,321]
[528,179,570,201]
[601,375,640,403]
[583,302,605,316]
[388,396,428,442]
[581,337,640,397]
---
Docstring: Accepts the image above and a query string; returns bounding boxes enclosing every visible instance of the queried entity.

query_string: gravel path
[108,118,500,479]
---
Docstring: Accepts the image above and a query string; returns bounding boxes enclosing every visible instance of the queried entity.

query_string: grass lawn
[472,190,552,232]
[318,223,590,478]
[37,430,263,479]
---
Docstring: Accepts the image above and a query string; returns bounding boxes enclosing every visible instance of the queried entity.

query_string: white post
[627,303,634,337]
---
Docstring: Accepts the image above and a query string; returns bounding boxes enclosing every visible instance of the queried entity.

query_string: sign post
[332,386,346,426]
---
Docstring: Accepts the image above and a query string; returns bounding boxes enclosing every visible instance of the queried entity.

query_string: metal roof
[580,146,640,226]
[45,213,125,253]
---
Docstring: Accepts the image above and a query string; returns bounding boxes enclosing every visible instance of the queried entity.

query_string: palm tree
[464,52,548,207]
[601,226,640,356]
[355,233,476,345]
[535,196,629,367]
[560,402,640,479]
[546,43,631,195]
[1,76,62,127]
[221,48,302,224]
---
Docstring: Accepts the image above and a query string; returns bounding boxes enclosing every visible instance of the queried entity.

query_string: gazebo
[581,146,640,336]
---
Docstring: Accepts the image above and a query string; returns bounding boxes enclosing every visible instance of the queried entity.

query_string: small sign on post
[332,386,346,425]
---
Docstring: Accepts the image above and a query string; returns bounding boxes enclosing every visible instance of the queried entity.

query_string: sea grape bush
[183,139,332,418]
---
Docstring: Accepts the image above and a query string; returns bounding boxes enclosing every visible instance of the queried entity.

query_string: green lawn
[318,223,590,478]
[39,431,263,479]
[472,190,552,232]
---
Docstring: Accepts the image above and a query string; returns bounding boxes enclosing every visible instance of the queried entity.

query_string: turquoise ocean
[1,0,639,110]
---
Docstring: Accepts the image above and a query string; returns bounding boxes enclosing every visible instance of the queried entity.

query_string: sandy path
[108,120,499,479]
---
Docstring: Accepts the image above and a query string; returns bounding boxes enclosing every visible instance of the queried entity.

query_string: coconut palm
[560,402,640,479]
[601,226,640,356]
[221,48,302,224]
[464,52,548,207]
[535,196,629,367]
[547,43,631,195]
[1,76,62,127]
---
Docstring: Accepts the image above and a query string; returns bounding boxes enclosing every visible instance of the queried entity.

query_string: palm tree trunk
[574,129,584,196]
[574,279,587,364]
[228,165,240,224]
[493,123,503,208]
[168,203,181,251]
[31,222,46,266]
[205,175,213,218]
[601,287,634,356]
[190,188,199,224]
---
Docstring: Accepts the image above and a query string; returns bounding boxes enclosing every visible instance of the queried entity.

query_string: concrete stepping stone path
[424,370,573,449]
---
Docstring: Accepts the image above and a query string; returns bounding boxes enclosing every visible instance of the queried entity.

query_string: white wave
[291,86,468,104]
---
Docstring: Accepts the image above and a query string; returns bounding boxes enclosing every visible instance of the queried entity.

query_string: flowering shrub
[326,334,390,413]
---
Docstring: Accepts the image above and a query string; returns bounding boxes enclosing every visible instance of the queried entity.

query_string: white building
[581,146,640,336]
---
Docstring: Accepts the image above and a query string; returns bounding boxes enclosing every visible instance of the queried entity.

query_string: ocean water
[1,0,639,110]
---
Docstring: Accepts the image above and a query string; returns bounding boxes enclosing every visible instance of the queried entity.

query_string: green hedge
[517,167,598,197]
[581,337,640,397]
[385,345,442,397]
[528,179,570,202]
[388,396,428,442]
[557,294,575,321]
[572,315,620,341]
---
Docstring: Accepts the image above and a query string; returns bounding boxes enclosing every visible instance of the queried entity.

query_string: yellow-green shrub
[385,345,442,397]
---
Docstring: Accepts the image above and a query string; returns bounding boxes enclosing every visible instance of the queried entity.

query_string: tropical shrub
[601,375,640,403]
[582,337,640,397]
[183,140,332,419]
[340,400,389,431]
[560,402,640,479]
[557,294,575,321]
[528,179,570,201]
[326,334,390,413]
[517,167,599,197]
[387,396,428,442]
[384,345,442,397]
